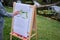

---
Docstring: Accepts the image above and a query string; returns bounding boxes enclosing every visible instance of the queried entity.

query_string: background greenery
[3,0,60,6]
[3,6,60,40]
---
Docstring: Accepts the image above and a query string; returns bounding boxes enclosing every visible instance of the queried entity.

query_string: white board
[13,3,34,37]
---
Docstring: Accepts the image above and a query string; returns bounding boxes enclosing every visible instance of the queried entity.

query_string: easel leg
[10,34,12,40]
[34,7,37,40]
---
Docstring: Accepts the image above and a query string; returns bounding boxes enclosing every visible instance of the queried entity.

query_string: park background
[2,0,60,40]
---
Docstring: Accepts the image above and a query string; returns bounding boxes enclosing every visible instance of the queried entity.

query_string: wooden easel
[10,2,37,40]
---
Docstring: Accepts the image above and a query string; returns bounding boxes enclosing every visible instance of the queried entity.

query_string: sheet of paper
[13,3,33,37]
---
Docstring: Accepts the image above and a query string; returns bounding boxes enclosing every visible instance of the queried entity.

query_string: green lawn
[3,6,60,40]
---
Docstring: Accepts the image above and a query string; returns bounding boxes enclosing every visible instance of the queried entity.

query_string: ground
[3,6,60,40]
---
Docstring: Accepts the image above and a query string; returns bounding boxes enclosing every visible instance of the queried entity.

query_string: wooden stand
[10,2,37,40]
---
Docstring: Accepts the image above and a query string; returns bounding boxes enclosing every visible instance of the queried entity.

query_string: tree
[3,0,60,7]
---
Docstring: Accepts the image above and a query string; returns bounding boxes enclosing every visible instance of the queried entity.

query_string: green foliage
[3,0,60,6]
[38,10,53,14]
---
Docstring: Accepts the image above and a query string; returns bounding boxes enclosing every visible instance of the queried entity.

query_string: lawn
[3,6,60,40]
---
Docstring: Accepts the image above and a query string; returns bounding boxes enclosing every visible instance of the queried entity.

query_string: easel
[10,2,37,40]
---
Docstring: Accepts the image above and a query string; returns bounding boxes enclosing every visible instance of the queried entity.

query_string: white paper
[13,3,33,37]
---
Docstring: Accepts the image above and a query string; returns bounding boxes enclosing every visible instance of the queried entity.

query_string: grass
[3,6,60,40]
[37,16,60,40]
